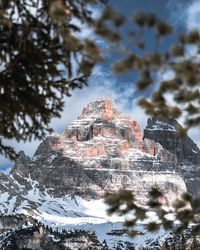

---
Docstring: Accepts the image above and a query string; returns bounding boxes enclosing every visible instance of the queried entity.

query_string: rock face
[9,97,186,205]
[144,117,200,197]
[144,117,200,164]
[0,97,199,249]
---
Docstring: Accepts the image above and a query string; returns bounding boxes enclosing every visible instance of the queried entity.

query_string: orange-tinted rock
[92,125,116,138]
[118,140,129,153]
[131,121,143,141]
[81,98,118,121]
[7,97,191,210]
[138,139,155,156]
[83,144,106,158]
[101,100,115,120]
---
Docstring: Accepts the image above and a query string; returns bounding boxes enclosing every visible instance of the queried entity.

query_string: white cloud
[157,69,175,82]
[186,0,200,31]
[0,65,147,170]
[50,65,147,132]
[1,63,199,171]
[1,1,200,171]
[50,66,118,132]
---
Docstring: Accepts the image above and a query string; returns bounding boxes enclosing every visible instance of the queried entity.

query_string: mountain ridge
[0,97,200,249]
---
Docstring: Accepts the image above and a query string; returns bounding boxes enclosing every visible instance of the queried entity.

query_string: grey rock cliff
[144,117,200,164]
[9,98,187,205]
[0,97,200,249]
[143,117,200,197]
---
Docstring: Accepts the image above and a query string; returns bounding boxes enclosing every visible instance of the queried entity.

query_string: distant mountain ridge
[144,117,200,165]
[0,97,200,249]
[144,117,200,198]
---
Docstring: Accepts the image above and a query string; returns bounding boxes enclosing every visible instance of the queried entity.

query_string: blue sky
[0,0,200,172]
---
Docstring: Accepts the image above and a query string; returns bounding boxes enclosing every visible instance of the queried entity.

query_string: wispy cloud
[186,0,200,31]
[1,60,199,170]
[0,65,147,170]
[167,0,200,31]
[1,1,200,171]
[50,65,147,132]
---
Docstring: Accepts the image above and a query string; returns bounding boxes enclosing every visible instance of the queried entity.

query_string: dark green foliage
[1,3,200,160]
[0,0,104,159]
[0,2,200,243]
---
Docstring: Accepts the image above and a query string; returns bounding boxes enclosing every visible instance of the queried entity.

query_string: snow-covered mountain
[0,97,200,249]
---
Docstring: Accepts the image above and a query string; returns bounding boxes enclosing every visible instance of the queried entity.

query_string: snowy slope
[1,98,199,249]
[0,174,173,249]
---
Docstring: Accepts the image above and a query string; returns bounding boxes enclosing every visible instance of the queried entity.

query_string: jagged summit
[65,97,143,142]
[144,117,200,164]
[1,97,200,249]
[145,117,178,132]
[9,101,199,203]
[144,116,200,198]
[81,96,120,119]
[8,98,186,205]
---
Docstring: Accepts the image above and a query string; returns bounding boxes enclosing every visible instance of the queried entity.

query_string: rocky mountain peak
[145,117,179,132]
[1,97,200,249]
[64,97,143,143]
[12,98,185,204]
[10,151,31,177]
[0,98,200,250]
[81,97,118,119]
[144,117,200,164]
